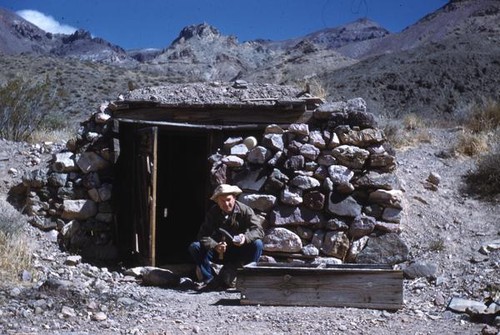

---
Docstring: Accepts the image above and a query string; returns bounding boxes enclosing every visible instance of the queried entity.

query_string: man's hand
[233,234,245,246]
[215,241,227,258]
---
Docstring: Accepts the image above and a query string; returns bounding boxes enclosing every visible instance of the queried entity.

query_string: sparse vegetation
[0,75,63,142]
[459,99,500,198]
[428,237,445,252]
[454,131,489,156]
[464,144,500,198]
[466,98,500,133]
[403,113,424,130]
[0,201,33,284]
[28,128,73,144]
[383,119,432,149]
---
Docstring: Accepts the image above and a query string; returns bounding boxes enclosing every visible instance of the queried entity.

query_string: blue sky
[0,0,448,50]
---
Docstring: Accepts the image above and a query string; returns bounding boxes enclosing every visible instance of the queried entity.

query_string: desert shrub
[0,201,33,284]
[0,200,25,235]
[383,119,432,148]
[466,98,500,133]
[454,131,489,156]
[0,75,62,141]
[293,76,327,99]
[308,78,327,100]
[403,113,423,130]
[28,128,73,144]
[428,237,445,252]
[464,145,500,198]
[0,232,33,284]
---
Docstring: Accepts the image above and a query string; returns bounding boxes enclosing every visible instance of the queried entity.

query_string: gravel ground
[0,127,499,335]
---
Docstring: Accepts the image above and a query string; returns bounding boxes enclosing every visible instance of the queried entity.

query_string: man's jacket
[197,200,265,250]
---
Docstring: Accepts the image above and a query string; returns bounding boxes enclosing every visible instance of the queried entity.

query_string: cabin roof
[112,82,321,107]
[108,82,323,126]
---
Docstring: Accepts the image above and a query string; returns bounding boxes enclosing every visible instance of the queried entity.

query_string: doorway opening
[155,130,210,264]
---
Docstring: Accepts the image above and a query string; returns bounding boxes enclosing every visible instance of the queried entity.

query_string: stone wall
[21,97,409,265]
[22,106,118,261]
[210,97,409,265]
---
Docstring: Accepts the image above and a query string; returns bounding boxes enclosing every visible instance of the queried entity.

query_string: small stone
[427,172,441,185]
[91,312,107,321]
[243,136,258,149]
[65,255,82,266]
[21,270,32,282]
[10,287,21,297]
[434,293,445,306]
[481,325,498,335]
[61,306,76,318]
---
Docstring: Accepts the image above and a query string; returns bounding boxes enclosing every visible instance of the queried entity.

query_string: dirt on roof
[120,81,306,106]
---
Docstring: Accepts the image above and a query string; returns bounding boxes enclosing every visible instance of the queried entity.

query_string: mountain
[336,0,500,59]
[0,7,54,54]
[0,0,499,124]
[321,0,500,118]
[141,18,390,82]
[143,23,276,82]
[262,18,390,51]
[0,7,136,65]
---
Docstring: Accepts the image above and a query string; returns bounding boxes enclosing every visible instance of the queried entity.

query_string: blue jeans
[188,239,263,283]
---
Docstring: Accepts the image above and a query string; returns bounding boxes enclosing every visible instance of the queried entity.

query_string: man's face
[216,194,236,214]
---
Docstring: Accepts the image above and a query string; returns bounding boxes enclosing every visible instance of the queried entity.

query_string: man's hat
[210,184,242,201]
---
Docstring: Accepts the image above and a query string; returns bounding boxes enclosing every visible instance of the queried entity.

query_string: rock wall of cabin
[22,107,118,261]
[21,98,409,265]
[210,98,409,265]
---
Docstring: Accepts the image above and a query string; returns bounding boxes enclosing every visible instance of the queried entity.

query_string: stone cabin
[23,81,408,268]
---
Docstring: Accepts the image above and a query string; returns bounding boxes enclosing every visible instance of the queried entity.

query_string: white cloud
[16,9,77,35]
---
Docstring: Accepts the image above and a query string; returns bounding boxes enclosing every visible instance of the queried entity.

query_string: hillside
[0,0,498,126]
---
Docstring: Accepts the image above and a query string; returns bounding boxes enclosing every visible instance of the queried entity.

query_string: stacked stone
[210,98,408,265]
[21,106,117,260]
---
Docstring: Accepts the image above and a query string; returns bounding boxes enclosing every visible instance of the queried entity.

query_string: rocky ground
[0,127,499,335]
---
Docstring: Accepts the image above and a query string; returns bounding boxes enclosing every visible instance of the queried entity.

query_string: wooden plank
[237,263,403,310]
[244,263,395,273]
[149,127,158,267]
[110,104,308,124]
[115,118,270,130]
[134,127,158,266]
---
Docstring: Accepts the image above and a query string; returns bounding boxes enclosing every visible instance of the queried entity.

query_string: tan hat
[210,184,242,201]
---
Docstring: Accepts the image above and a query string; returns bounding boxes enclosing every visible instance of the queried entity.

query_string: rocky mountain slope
[0,0,499,124]
[336,0,500,59]
[0,7,135,65]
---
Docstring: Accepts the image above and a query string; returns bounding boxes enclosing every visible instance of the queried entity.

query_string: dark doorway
[155,130,210,264]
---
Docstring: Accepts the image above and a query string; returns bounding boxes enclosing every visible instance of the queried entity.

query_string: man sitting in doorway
[188,184,264,290]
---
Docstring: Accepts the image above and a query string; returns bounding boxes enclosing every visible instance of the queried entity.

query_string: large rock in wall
[210,97,408,264]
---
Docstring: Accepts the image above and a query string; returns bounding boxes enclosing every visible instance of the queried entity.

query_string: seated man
[188,184,264,290]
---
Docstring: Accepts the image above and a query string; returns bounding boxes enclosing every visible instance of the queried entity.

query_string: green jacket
[198,200,265,250]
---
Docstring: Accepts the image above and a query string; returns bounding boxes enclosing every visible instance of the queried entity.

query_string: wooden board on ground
[236,262,403,310]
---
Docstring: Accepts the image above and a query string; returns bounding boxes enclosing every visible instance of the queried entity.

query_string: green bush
[0,75,62,141]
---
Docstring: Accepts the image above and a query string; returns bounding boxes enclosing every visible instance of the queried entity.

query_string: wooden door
[133,126,158,266]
